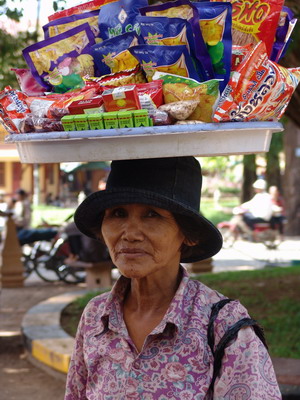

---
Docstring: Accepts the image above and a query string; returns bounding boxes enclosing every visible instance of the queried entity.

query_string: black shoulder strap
[207,299,268,393]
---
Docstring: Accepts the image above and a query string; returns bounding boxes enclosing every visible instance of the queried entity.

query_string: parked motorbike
[217,210,283,250]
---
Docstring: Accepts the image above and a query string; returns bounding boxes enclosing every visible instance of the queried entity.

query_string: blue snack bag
[139,0,214,81]
[129,44,201,82]
[98,0,148,40]
[91,32,140,76]
[193,2,232,91]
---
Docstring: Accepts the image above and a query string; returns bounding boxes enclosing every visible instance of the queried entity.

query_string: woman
[65,157,281,400]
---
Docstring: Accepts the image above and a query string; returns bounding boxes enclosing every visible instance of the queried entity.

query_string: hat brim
[74,188,223,263]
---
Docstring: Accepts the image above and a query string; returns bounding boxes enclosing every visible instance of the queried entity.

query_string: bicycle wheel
[57,264,86,284]
[22,254,35,279]
[34,255,62,282]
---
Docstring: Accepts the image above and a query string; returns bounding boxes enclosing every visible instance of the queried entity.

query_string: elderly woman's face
[101,203,186,279]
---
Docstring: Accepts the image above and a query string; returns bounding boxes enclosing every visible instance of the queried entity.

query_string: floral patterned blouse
[65,267,281,400]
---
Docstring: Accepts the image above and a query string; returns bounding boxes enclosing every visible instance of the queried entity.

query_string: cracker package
[152,71,220,122]
[91,32,139,76]
[98,0,148,40]
[139,0,214,81]
[0,86,30,133]
[213,41,300,122]
[193,2,232,92]
[129,44,201,82]
[23,24,96,93]
[43,10,100,40]
[84,65,147,87]
[210,0,284,57]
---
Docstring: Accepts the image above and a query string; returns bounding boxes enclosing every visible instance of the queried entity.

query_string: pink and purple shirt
[65,268,281,399]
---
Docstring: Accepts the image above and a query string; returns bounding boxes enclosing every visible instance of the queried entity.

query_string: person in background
[269,185,286,238]
[64,157,281,399]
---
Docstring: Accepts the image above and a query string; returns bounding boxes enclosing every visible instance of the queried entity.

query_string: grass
[200,196,239,225]
[61,266,300,358]
[31,205,75,227]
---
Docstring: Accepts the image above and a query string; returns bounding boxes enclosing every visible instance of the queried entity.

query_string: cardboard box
[68,97,104,115]
[102,86,141,112]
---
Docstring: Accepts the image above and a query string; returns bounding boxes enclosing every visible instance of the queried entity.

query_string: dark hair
[90,210,202,260]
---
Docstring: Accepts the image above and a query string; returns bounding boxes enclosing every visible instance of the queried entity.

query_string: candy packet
[139,0,214,81]
[43,10,100,40]
[129,44,201,82]
[11,68,45,97]
[91,32,140,76]
[213,41,300,122]
[98,0,148,40]
[134,80,164,114]
[270,6,297,63]
[48,0,113,22]
[84,65,147,87]
[152,71,220,122]
[23,24,96,93]
[193,2,232,92]
[0,86,30,133]
[210,0,284,57]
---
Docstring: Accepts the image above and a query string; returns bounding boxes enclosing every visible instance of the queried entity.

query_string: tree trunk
[265,132,283,191]
[241,155,256,203]
[283,119,300,235]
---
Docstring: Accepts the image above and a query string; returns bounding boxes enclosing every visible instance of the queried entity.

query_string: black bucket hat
[74,156,223,263]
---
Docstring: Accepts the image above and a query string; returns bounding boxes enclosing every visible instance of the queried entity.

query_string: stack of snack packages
[0,0,299,134]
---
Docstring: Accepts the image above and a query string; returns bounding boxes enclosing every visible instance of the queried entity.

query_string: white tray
[5,121,283,164]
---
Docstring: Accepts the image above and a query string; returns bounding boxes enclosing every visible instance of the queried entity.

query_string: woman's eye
[108,208,126,218]
[146,209,160,218]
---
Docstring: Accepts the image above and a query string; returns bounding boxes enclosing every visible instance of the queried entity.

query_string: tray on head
[5,121,283,164]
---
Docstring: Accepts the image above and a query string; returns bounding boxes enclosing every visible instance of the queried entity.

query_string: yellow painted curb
[32,337,74,374]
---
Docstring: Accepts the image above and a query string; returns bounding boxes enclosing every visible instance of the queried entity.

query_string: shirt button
[133,360,141,369]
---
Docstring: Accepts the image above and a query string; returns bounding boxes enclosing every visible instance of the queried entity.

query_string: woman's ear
[183,238,199,247]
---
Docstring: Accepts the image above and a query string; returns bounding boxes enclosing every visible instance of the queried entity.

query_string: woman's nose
[121,217,144,241]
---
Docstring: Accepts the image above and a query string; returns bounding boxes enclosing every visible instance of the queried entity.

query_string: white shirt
[242,192,273,220]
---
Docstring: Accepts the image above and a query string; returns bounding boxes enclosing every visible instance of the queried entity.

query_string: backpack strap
[207,299,268,393]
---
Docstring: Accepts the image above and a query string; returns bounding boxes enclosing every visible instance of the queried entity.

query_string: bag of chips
[129,44,201,82]
[23,24,96,93]
[210,0,284,57]
[193,2,232,92]
[84,65,147,87]
[139,0,214,81]
[98,0,148,40]
[43,10,100,40]
[270,6,297,63]
[48,0,112,22]
[91,32,140,76]
[0,86,30,133]
[213,41,300,122]
[152,71,220,122]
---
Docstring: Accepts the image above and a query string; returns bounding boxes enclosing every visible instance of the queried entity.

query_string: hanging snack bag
[43,10,100,40]
[193,2,232,92]
[91,32,139,76]
[48,0,114,22]
[231,43,253,70]
[213,41,300,122]
[23,24,96,93]
[270,6,297,63]
[0,86,30,133]
[129,44,200,82]
[139,0,214,81]
[210,0,284,57]
[152,71,220,122]
[98,0,148,40]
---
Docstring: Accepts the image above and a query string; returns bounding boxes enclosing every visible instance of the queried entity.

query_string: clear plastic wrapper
[159,100,199,120]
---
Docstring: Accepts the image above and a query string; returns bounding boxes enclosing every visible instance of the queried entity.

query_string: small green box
[61,115,76,131]
[103,112,119,129]
[74,115,89,131]
[118,111,134,128]
[133,109,149,127]
[87,113,104,130]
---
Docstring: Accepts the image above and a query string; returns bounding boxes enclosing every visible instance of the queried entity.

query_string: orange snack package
[213,41,300,122]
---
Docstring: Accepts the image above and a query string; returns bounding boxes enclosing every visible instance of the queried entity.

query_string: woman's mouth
[118,248,147,257]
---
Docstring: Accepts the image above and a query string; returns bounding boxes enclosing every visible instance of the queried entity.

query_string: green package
[87,113,104,130]
[118,111,134,128]
[61,115,76,131]
[74,115,89,131]
[103,112,119,129]
[133,109,149,127]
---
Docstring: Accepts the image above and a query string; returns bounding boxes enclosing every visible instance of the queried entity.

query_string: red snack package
[213,41,300,123]
[102,85,141,112]
[11,68,45,97]
[0,86,30,133]
[48,0,114,22]
[211,0,284,57]
[134,80,163,114]
[68,96,104,114]
[231,44,254,71]
[84,65,147,87]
